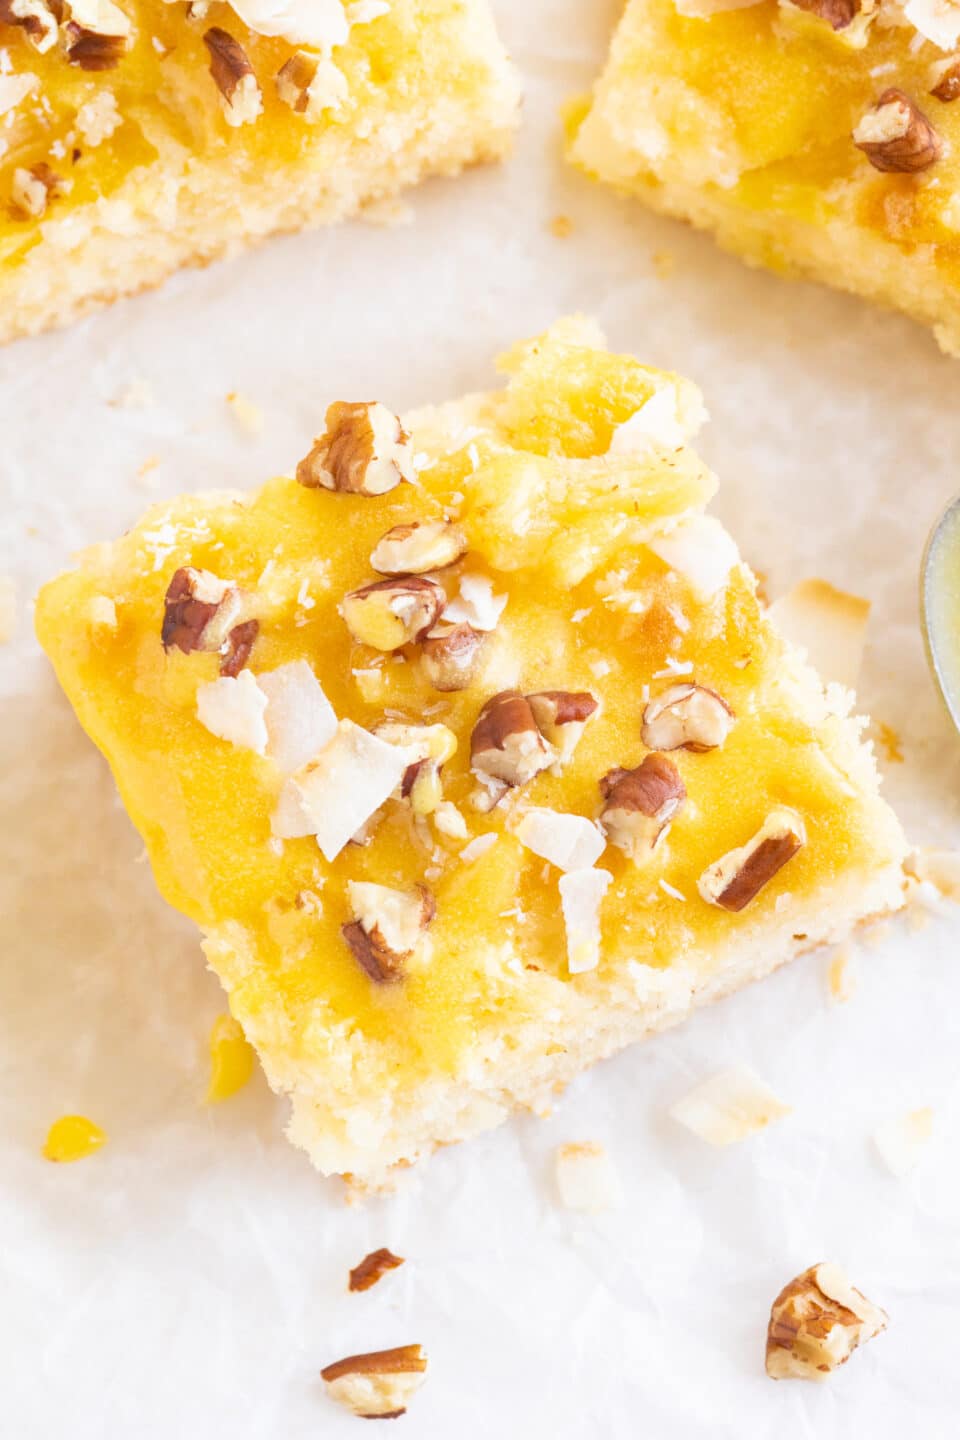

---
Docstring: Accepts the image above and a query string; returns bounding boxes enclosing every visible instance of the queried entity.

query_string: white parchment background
[4,4,960,1435]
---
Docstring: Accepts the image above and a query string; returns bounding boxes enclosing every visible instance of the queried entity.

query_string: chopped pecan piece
[0,0,60,51]
[297,401,415,496]
[599,755,685,861]
[853,88,942,174]
[420,621,484,691]
[219,619,259,677]
[63,0,130,70]
[203,26,262,126]
[470,691,554,801]
[10,163,66,220]
[527,690,598,767]
[930,59,960,104]
[321,1344,428,1419]
[349,1247,405,1293]
[341,576,445,651]
[276,51,319,112]
[787,0,859,30]
[371,519,468,576]
[162,567,242,656]
[698,809,805,912]
[276,51,346,118]
[766,1264,888,1381]
[342,882,435,984]
[641,682,734,753]
[374,721,457,816]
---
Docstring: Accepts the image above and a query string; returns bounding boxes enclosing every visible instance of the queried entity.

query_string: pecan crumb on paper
[349,1247,405,1292]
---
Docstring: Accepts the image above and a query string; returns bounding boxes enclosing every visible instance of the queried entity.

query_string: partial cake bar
[0,0,519,344]
[569,0,960,355]
[35,319,908,1188]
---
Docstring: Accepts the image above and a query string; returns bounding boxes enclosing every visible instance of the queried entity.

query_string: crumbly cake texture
[0,0,519,345]
[36,320,907,1189]
[569,0,960,356]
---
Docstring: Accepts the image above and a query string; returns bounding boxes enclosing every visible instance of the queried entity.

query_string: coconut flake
[258,660,337,774]
[346,0,390,21]
[903,0,960,51]
[196,669,268,754]
[559,868,612,974]
[608,386,687,455]
[286,720,414,862]
[669,1065,791,1146]
[460,833,497,864]
[648,516,740,601]
[873,1107,933,1177]
[228,0,349,49]
[433,801,468,839]
[768,579,870,691]
[555,1142,623,1213]
[442,573,507,632]
[514,808,606,872]
[271,781,315,839]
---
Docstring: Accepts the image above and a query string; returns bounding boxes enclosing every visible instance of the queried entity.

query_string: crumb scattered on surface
[669,1065,791,1145]
[349,1247,405,1292]
[905,848,960,900]
[555,1140,622,1212]
[135,455,161,490]
[43,1115,107,1163]
[652,248,676,278]
[861,918,892,948]
[206,1013,255,1102]
[874,721,904,764]
[751,566,770,605]
[110,377,154,410]
[873,1106,933,1177]
[226,390,264,436]
[0,575,15,643]
[550,213,574,238]
[827,946,856,1003]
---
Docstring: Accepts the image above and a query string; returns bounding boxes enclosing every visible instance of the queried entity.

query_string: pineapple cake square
[0,0,519,344]
[35,319,907,1188]
[569,0,960,355]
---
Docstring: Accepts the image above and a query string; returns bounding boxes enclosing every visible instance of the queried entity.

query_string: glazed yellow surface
[570,0,960,281]
[36,329,894,1078]
[0,0,498,264]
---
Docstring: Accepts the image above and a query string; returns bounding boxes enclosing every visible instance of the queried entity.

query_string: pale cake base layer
[1,22,517,345]
[209,864,903,1190]
[594,171,960,360]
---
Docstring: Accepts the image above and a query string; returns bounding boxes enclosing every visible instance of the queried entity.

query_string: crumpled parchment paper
[3,3,960,1435]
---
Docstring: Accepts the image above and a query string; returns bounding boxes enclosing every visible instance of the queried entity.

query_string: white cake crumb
[555,1141,623,1213]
